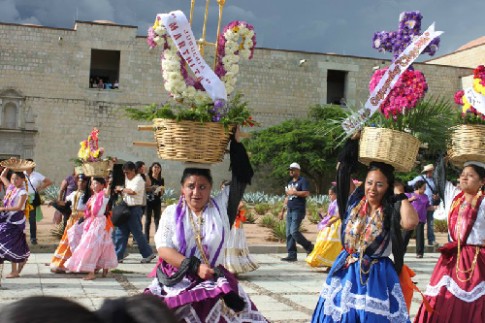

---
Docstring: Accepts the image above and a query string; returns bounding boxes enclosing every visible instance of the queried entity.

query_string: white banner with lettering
[342,23,443,134]
[159,10,227,102]
[464,87,485,115]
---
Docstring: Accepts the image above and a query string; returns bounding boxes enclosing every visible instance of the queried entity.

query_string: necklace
[358,201,380,285]
[455,199,479,282]
[188,208,209,265]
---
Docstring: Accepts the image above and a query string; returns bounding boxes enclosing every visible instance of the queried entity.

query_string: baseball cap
[288,162,301,170]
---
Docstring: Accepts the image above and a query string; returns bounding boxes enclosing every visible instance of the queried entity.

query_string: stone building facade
[0,20,474,189]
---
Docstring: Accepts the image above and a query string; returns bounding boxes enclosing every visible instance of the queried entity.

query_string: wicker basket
[449,124,485,167]
[82,160,111,177]
[153,118,233,164]
[359,127,420,172]
[0,158,36,171]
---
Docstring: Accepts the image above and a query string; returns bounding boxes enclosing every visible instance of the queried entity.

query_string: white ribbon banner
[342,23,443,135]
[464,87,485,115]
[159,10,227,102]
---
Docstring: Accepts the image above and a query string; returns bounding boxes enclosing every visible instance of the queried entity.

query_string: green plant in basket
[126,92,258,129]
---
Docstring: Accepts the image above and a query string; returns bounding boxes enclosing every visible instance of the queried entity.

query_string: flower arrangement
[369,68,428,119]
[368,11,440,128]
[146,16,256,113]
[77,128,105,162]
[453,65,485,125]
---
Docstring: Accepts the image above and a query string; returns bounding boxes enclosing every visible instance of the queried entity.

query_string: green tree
[245,104,346,194]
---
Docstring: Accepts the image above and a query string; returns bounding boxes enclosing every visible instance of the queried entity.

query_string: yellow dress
[50,192,85,272]
[306,218,342,267]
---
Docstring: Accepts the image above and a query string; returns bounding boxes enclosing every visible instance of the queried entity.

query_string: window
[327,70,347,105]
[89,49,120,89]
[3,103,17,128]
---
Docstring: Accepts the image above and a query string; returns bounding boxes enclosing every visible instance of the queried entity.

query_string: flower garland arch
[147,17,256,105]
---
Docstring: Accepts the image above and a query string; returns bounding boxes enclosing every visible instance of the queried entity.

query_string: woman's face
[417,184,426,195]
[78,179,87,190]
[152,164,161,176]
[459,166,485,194]
[181,175,212,213]
[91,179,104,193]
[11,174,24,188]
[365,169,389,206]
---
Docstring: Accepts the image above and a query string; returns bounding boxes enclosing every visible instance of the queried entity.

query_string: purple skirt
[145,261,267,322]
[0,211,30,263]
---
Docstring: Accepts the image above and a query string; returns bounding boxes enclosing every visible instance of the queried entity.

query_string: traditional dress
[50,190,87,272]
[145,187,267,322]
[312,188,409,322]
[306,199,342,267]
[0,184,30,264]
[224,208,259,274]
[414,191,485,322]
[65,191,118,273]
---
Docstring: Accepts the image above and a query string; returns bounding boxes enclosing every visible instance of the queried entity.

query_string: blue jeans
[113,206,153,260]
[426,210,435,244]
[286,208,313,258]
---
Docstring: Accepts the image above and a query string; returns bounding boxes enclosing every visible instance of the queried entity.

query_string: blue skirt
[311,251,409,323]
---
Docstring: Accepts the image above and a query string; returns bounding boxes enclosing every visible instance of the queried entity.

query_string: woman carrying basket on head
[0,167,30,280]
[414,161,485,322]
[311,137,419,322]
[144,130,267,322]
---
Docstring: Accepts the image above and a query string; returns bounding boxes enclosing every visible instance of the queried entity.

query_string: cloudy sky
[1,0,483,60]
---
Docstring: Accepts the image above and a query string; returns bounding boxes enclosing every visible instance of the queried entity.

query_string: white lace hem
[320,277,408,322]
[424,275,485,303]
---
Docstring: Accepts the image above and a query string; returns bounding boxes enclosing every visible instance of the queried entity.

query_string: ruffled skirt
[65,215,118,272]
[306,219,342,267]
[0,211,29,264]
[224,225,259,274]
[145,264,267,322]
[312,252,409,323]
[414,244,485,322]
[50,212,83,271]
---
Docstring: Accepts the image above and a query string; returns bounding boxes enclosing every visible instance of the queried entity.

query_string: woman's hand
[197,263,214,280]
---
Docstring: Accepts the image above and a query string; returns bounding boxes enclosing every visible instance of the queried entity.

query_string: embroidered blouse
[155,186,230,267]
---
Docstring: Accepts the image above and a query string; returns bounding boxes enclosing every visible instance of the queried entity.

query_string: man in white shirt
[24,161,52,245]
[113,162,155,263]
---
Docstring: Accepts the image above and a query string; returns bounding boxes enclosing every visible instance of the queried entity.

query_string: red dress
[414,191,485,322]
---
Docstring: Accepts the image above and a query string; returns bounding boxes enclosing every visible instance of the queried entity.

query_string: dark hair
[413,180,426,191]
[95,294,177,323]
[92,177,106,185]
[13,171,26,179]
[0,296,103,323]
[82,177,92,204]
[465,164,485,180]
[329,185,337,194]
[122,162,136,172]
[367,161,405,274]
[135,161,145,171]
[148,162,162,182]
[180,168,213,186]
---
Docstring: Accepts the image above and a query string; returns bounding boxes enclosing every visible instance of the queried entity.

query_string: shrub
[434,219,448,233]
[271,220,286,242]
[254,203,271,215]
[259,214,277,228]
[245,211,256,224]
[308,211,321,224]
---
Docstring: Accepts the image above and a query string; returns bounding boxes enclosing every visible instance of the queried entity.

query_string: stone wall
[427,45,485,69]
[0,21,474,192]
